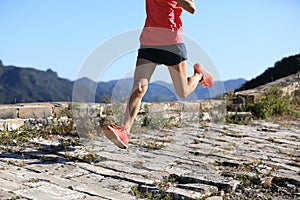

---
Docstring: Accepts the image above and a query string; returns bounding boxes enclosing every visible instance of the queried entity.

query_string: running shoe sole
[102,126,128,149]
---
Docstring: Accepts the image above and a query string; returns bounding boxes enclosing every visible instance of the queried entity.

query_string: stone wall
[0,102,68,131]
[0,100,225,132]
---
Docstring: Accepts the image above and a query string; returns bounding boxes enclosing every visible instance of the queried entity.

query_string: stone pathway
[0,118,299,199]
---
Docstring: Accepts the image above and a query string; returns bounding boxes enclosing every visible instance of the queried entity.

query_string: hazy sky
[1,0,300,82]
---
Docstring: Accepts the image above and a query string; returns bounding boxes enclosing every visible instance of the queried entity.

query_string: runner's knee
[134,79,149,96]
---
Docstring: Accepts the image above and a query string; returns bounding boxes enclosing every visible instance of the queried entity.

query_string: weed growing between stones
[225,113,251,125]
[132,185,155,199]
[61,103,79,118]
[131,174,182,200]
[0,125,103,165]
[142,115,179,130]
[136,103,181,129]
[0,128,30,147]
[0,116,80,162]
[218,160,299,199]
[102,103,126,127]
[138,136,174,150]
[131,184,173,200]
[132,160,144,169]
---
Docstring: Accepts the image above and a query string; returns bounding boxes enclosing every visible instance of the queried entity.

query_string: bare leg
[168,61,203,98]
[123,58,156,133]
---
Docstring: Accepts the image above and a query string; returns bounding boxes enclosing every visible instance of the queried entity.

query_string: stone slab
[0,189,24,200]
[0,107,18,119]
[14,184,85,200]
[18,105,53,119]
[0,119,25,131]
[182,101,200,112]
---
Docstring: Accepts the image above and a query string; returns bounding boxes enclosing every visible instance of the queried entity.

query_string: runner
[102,0,214,149]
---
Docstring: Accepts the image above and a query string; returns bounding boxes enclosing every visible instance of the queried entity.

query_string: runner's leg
[123,58,156,132]
[168,61,203,98]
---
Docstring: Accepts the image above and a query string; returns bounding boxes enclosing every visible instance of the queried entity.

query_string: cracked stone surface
[0,116,299,199]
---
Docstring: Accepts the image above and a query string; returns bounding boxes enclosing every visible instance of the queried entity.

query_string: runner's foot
[194,63,214,88]
[102,125,129,149]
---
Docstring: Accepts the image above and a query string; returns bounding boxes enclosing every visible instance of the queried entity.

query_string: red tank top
[140,0,183,46]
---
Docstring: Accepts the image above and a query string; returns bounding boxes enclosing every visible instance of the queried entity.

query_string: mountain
[236,53,300,91]
[0,61,73,104]
[143,78,247,102]
[0,60,245,104]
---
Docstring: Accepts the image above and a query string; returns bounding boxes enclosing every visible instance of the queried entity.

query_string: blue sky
[1,0,300,82]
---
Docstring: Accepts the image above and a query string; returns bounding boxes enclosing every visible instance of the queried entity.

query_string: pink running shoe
[194,63,214,88]
[102,125,129,149]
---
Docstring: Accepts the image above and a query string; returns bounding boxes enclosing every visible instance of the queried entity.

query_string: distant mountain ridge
[0,62,73,104]
[0,59,258,104]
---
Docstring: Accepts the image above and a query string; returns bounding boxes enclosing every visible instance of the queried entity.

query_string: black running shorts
[137,43,187,66]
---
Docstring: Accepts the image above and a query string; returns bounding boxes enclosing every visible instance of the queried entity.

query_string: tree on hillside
[237,54,300,91]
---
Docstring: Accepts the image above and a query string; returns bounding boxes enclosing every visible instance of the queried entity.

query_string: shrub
[245,86,295,119]
[292,88,300,109]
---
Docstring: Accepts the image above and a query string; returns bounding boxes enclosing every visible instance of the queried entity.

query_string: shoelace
[109,123,128,133]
